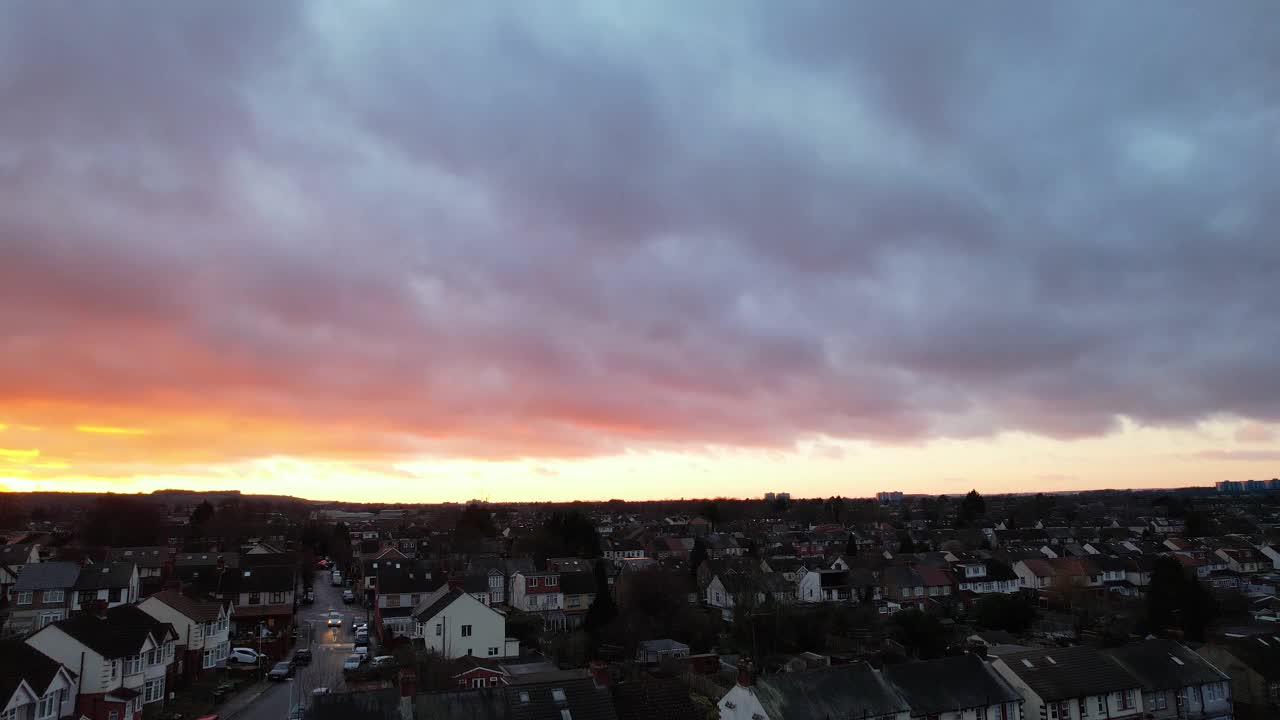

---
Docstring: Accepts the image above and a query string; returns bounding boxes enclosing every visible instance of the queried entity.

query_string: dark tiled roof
[0,641,66,705]
[754,663,910,720]
[885,654,1021,714]
[612,678,699,720]
[49,604,176,659]
[105,547,168,568]
[1208,636,1280,679]
[241,551,297,568]
[413,589,464,622]
[75,562,135,590]
[1106,640,1227,691]
[998,646,1141,700]
[506,675,617,720]
[376,564,440,595]
[13,561,80,592]
[560,572,596,595]
[174,553,238,568]
[0,545,35,565]
[237,565,295,593]
[147,589,224,623]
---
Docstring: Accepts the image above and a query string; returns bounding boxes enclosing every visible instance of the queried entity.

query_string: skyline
[2,2,1279,502]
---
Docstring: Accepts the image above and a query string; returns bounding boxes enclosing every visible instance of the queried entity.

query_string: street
[233,569,373,720]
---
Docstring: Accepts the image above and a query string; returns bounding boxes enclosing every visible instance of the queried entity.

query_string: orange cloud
[76,425,150,436]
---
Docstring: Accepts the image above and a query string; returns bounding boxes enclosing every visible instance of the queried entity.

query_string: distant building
[764,493,775,502]
[877,491,905,504]
[1216,479,1280,494]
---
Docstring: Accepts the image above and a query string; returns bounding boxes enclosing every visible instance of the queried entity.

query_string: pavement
[228,569,374,720]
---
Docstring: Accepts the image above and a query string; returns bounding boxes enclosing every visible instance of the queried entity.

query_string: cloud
[1,1,1278,478]
[1235,422,1275,444]
[76,426,151,436]
[1196,450,1280,463]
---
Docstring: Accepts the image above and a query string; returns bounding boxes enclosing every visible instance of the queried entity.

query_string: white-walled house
[0,642,79,720]
[411,588,518,659]
[993,646,1145,720]
[73,563,140,613]
[25,605,179,720]
[138,590,232,679]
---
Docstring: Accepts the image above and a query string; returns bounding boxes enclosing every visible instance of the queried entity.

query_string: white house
[0,643,79,720]
[138,590,232,678]
[25,605,179,720]
[411,588,518,659]
[954,561,1020,595]
[73,563,140,613]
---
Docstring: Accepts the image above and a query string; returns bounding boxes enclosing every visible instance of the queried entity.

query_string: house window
[472,678,484,689]
[248,592,261,605]
[489,677,499,687]
[110,588,123,602]
[108,712,119,720]
[436,623,442,636]
[37,692,58,720]
[546,577,558,587]
[143,677,165,704]
[1097,696,1105,713]
[1205,683,1223,701]
[125,655,143,675]
[1119,689,1135,710]
[16,591,32,605]
[270,592,286,604]
[488,647,499,656]
[527,577,538,588]
[411,594,421,605]
[79,591,97,606]
[461,624,473,637]
[387,594,400,608]
[39,611,63,627]
[125,700,133,718]
[1155,691,1169,709]
[203,648,216,669]
[43,590,64,603]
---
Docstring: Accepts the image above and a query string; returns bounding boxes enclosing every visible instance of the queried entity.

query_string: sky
[1,1,1278,502]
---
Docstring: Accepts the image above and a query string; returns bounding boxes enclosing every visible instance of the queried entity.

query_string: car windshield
[329,612,341,619]
[346,655,360,662]
[274,662,290,671]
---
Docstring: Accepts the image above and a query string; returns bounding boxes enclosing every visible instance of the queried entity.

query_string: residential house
[138,590,232,680]
[1199,635,1280,719]
[466,557,535,607]
[446,655,510,691]
[230,564,295,635]
[954,560,1020,595]
[26,605,179,720]
[8,562,80,635]
[704,534,744,559]
[1105,640,1232,720]
[104,548,170,598]
[0,544,40,599]
[0,641,79,720]
[73,563,140,614]
[705,574,775,622]
[510,571,565,631]
[635,639,689,665]
[412,587,517,660]
[560,573,596,629]
[601,539,646,562]
[798,569,855,604]
[1217,548,1267,575]
[1257,544,1280,571]
[884,654,1024,720]
[993,645,1145,720]
[372,562,439,639]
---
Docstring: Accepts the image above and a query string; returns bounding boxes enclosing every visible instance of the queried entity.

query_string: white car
[370,655,396,669]
[342,655,363,672]
[327,611,343,627]
[353,644,370,661]
[229,648,261,664]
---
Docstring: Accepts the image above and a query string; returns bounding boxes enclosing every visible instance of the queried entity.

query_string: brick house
[8,562,80,635]
[138,590,232,682]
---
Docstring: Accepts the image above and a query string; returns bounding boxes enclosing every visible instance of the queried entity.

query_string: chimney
[589,660,611,688]
[736,659,755,687]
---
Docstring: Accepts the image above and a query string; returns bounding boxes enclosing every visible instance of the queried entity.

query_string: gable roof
[0,641,67,706]
[0,545,37,566]
[506,674,617,720]
[146,589,226,623]
[611,678,699,720]
[236,565,295,593]
[412,588,465,622]
[46,604,176,659]
[1106,640,1227,691]
[885,654,1021,715]
[998,646,1141,700]
[75,562,136,591]
[753,663,910,720]
[14,561,81,592]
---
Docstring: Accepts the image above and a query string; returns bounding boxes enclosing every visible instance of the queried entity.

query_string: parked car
[311,688,330,697]
[355,629,369,644]
[292,649,312,666]
[331,571,343,586]
[352,622,368,636]
[342,655,363,672]
[268,661,294,681]
[342,589,355,603]
[370,655,396,669]
[353,644,369,661]
[327,611,342,627]
[229,648,261,665]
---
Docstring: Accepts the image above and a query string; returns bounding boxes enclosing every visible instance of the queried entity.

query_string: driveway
[231,569,375,720]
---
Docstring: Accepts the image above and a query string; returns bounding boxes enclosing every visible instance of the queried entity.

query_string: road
[234,569,374,720]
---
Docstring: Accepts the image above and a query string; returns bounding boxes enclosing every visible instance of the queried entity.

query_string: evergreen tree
[584,559,617,638]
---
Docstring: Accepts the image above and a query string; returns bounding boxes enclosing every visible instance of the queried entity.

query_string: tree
[975,593,1038,634]
[83,496,164,547]
[190,500,215,528]
[689,538,708,577]
[535,511,601,560]
[697,501,721,528]
[1146,556,1217,641]
[584,560,617,640]
[890,609,949,659]
[960,490,986,524]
